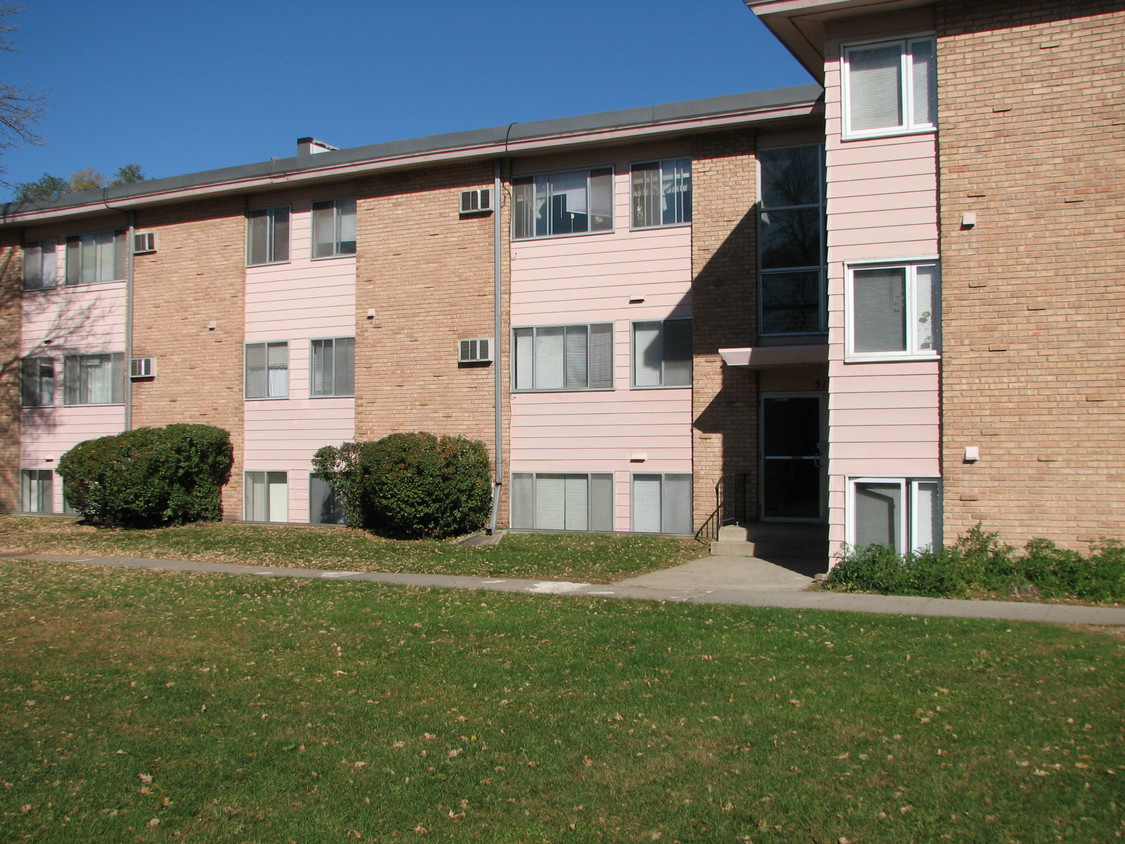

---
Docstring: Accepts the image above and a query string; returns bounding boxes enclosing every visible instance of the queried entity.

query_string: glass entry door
[761,394,824,521]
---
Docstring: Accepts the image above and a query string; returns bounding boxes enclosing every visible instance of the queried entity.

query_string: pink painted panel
[825,169,934,198]
[831,389,938,410]
[245,197,356,341]
[21,283,127,354]
[242,196,358,522]
[21,405,127,514]
[509,148,694,531]
[244,398,355,522]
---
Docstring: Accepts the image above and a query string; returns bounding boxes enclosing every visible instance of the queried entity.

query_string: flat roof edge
[0,84,822,223]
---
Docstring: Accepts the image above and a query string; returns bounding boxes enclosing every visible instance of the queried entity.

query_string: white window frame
[758,144,826,336]
[311,198,357,258]
[244,471,288,523]
[630,158,691,229]
[246,205,290,266]
[842,36,936,140]
[64,230,126,286]
[847,477,941,554]
[631,318,692,388]
[310,337,355,398]
[512,323,613,392]
[511,167,614,240]
[631,473,693,535]
[510,472,615,532]
[846,260,940,361]
[20,356,55,407]
[20,469,54,513]
[22,238,57,290]
[63,353,124,406]
[244,341,289,399]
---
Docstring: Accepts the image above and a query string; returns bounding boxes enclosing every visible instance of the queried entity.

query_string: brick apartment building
[1,0,1121,572]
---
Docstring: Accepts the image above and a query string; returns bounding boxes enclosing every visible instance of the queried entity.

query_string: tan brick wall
[131,198,247,520]
[691,129,760,531]
[0,232,20,511]
[937,1,1125,548]
[354,162,506,521]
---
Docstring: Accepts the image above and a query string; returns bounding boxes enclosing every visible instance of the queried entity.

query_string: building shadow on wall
[2,250,103,509]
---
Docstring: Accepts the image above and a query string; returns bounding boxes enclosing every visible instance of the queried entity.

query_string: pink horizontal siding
[823,25,940,562]
[243,195,357,522]
[509,146,694,530]
[21,283,127,353]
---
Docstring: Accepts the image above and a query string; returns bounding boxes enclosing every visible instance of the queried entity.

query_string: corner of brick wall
[937,0,1125,548]
[691,129,760,531]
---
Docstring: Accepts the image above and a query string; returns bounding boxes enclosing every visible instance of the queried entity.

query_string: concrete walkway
[4,551,1125,627]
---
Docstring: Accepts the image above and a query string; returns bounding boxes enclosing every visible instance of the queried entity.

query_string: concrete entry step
[710,522,828,577]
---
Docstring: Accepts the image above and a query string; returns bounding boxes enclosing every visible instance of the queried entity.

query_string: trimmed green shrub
[57,424,233,528]
[826,525,1125,602]
[313,432,492,539]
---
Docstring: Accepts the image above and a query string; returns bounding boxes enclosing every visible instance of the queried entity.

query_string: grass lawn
[0,516,700,584]
[0,560,1121,842]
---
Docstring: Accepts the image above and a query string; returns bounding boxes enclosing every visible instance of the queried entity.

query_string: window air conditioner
[133,231,157,254]
[130,357,156,379]
[459,188,493,215]
[458,338,492,364]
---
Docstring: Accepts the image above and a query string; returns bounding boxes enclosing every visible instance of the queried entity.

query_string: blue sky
[2,0,811,198]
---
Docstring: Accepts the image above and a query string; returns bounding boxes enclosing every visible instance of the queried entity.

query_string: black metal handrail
[694,472,750,542]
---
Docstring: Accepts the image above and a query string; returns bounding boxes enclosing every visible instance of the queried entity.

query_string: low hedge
[313,432,491,539]
[826,526,1125,602]
[57,424,233,528]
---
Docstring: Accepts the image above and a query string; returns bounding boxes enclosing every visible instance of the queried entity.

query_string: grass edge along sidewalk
[0,516,700,584]
[0,559,1121,842]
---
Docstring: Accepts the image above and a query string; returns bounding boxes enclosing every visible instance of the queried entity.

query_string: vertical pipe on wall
[123,209,135,431]
[488,159,504,534]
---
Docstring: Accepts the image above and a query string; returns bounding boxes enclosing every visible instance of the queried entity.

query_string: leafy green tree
[14,163,146,201]
[110,163,145,185]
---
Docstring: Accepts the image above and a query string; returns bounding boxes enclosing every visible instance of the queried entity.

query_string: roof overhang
[1,84,823,227]
[745,0,933,81]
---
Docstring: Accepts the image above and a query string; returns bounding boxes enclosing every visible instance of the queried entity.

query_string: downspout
[487,158,504,533]
[122,205,136,431]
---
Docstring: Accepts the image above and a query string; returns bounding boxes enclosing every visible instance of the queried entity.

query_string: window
[850,478,940,553]
[312,198,357,258]
[512,168,613,239]
[245,342,288,399]
[513,324,613,392]
[64,230,126,285]
[63,353,124,405]
[310,473,347,525]
[633,319,692,388]
[758,145,826,335]
[843,37,936,137]
[311,337,355,397]
[631,158,691,228]
[20,357,55,407]
[20,469,53,513]
[848,263,940,358]
[632,474,692,534]
[23,238,57,290]
[511,473,614,532]
[245,471,288,522]
[246,206,290,265]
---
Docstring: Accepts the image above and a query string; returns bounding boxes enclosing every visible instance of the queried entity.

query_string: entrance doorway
[761,393,823,521]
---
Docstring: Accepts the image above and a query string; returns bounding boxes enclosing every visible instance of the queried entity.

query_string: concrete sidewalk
[4,551,1125,627]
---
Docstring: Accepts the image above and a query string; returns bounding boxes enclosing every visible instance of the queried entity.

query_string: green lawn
[0,516,700,584]
[0,560,1121,842]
